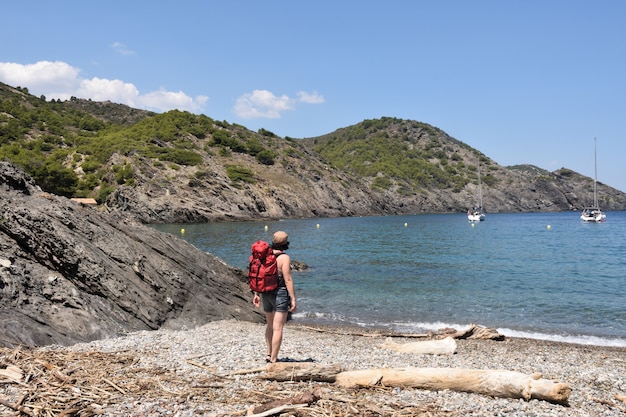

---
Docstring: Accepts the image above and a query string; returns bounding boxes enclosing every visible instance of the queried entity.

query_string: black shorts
[261,287,290,313]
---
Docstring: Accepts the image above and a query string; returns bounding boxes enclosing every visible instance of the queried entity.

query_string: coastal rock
[0,162,263,348]
[100,155,626,225]
[101,152,389,224]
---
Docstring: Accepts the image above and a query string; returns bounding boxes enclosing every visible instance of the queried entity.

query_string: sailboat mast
[478,163,483,208]
[593,137,598,208]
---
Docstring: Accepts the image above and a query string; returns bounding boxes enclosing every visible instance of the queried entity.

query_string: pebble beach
[3,319,626,416]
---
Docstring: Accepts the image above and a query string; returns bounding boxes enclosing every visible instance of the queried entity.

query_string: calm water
[152,212,626,347]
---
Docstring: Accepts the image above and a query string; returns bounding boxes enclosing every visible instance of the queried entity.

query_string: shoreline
[3,319,625,416]
[291,316,626,348]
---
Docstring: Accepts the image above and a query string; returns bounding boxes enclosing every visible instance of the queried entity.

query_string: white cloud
[297,90,325,104]
[111,42,136,56]
[0,61,80,93]
[233,90,293,119]
[138,89,208,114]
[234,89,325,119]
[0,60,207,113]
[75,77,140,103]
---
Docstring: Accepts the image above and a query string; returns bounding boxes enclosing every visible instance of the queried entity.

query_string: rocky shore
[0,161,263,349]
[2,320,625,416]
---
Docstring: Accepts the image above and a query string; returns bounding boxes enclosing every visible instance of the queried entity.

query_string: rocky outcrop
[98,138,626,225]
[102,151,392,224]
[102,156,626,224]
[0,162,262,348]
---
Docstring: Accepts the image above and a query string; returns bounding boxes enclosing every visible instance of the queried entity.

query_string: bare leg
[269,311,289,362]
[264,312,275,358]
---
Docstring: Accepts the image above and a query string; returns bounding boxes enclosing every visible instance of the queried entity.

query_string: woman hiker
[252,231,297,363]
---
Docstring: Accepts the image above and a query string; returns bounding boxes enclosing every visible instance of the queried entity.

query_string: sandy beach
[1,319,625,416]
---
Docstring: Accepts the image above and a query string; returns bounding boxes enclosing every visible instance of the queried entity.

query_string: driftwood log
[336,367,570,404]
[381,336,457,355]
[299,323,505,341]
[260,362,342,382]
[442,324,505,340]
[262,363,570,404]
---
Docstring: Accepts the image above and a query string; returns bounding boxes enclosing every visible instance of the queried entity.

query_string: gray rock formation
[0,162,262,348]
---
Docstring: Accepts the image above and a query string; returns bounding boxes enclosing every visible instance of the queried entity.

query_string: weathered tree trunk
[261,362,342,382]
[334,367,570,404]
[260,362,570,404]
[381,336,457,355]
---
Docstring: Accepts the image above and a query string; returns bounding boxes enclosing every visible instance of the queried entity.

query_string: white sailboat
[580,138,606,223]
[468,163,485,222]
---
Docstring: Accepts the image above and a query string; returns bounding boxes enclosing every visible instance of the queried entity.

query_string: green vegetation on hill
[3,82,625,217]
[0,83,278,200]
[0,81,499,203]
[303,116,495,193]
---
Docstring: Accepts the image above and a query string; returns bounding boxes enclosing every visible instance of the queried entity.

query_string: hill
[1,81,625,223]
[301,117,626,214]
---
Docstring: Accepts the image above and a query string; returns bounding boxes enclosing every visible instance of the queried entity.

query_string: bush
[194,170,211,179]
[96,185,115,204]
[258,128,277,137]
[81,157,101,173]
[77,173,100,191]
[32,162,78,197]
[256,150,275,165]
[245,138,265,156]
[114,164,134,184]
[226,165,255,183]
[372,176,392,191]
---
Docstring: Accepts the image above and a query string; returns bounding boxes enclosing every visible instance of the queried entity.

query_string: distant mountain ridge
[1,81,625,223]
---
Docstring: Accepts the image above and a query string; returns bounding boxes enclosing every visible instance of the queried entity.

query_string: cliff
[0,162,262,348]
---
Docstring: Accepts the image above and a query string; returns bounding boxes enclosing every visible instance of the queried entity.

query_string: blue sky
[2,1,625,192]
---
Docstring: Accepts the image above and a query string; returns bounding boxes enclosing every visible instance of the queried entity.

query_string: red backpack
[248,240,279,293]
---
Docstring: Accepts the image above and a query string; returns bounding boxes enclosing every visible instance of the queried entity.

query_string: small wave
[294,314,626,347]
[292,311,368,327]
[396,322,626,347]
[496,328,626,347]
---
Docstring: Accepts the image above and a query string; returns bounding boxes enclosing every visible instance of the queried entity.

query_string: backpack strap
[274,252,288,287]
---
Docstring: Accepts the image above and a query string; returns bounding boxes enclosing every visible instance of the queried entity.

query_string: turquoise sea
[152,211,626,347]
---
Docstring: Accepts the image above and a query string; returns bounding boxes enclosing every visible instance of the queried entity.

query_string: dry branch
[250,388,322,414]
[593,397,626,413]
[0,347,158,416]
[0,398,34,416]
[247,403,309,417]
[185,359,217,372]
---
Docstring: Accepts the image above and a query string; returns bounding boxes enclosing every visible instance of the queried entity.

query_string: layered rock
[0,162,262,348]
